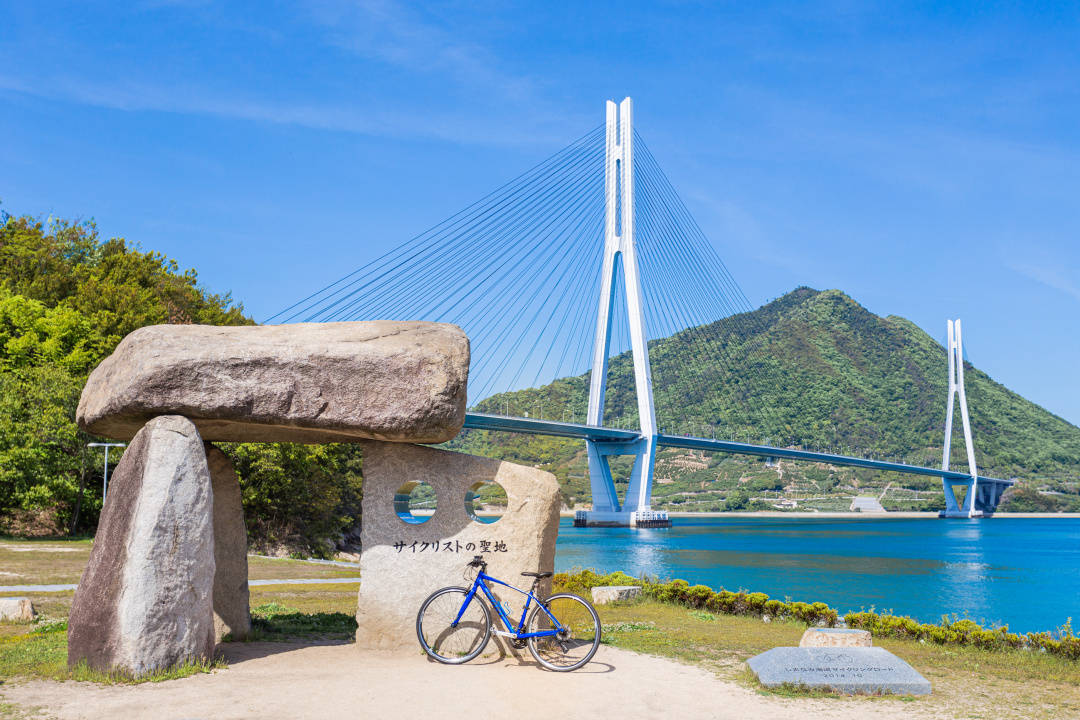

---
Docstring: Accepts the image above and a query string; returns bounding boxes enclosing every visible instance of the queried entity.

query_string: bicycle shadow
[425,651,616,674]
[434,635,615,674]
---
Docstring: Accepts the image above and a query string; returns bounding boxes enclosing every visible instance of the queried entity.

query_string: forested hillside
[449,288,1080,512]
[0,214,362,554]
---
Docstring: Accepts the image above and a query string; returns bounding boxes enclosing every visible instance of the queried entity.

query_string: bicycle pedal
[490,628,515,638]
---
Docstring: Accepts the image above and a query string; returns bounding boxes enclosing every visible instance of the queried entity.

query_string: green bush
[844,611,1080,660]
[639,578,838,626]
[551,568,642,597]
[560,570,838,627]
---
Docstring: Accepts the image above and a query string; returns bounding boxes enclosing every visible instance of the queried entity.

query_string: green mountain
[447,287,1080,512]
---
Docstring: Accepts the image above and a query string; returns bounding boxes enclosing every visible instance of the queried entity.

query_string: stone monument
[747,646,931,695]
[354,441,561,651]
[68,320,559,674]
[68,416,216,675]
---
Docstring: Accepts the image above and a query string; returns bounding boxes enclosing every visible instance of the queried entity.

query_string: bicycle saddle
[520,571,553,579]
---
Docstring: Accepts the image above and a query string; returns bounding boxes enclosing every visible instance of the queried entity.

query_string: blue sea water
[552,516,1080,634]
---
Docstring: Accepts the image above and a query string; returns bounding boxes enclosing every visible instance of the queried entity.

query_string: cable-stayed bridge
[270,97,1012,525]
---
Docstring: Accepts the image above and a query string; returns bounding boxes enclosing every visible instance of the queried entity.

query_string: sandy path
[1,641,945,720]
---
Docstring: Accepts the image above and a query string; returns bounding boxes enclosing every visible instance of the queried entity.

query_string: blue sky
[2,1,1079,425]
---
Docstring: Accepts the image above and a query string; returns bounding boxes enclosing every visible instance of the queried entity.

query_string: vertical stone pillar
[206,444,251,642]
[68,416,216,675]
[355,441,561,652]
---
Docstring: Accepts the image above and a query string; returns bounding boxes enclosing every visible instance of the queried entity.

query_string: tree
[0,211,371,550]
[724,489,749,511]
[0,289,109,532]
[223,443,363,558]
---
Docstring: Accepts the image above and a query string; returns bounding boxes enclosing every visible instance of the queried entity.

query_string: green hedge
[845,612,1080,660]
[552,570,838,627]
[555,569,1080,660]
[643,578,839,627]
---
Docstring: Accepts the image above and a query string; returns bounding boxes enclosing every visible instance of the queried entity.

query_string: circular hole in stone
[395,481,437,524]
[465,480,508,524]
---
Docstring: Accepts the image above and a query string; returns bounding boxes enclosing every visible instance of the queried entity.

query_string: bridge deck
[462,412,1013,487]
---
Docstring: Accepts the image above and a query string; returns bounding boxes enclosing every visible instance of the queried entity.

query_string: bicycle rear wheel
[416,587,491,664]
[525,593,601,671]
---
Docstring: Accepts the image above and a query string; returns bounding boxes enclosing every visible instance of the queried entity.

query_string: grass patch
[594,598,1080,719]
[0,624,68,680]
[246,556,360,582]
[67,657,226,684]
[0,614,223,684]
[249,582,358,615]
[247,601,356,642]
[0,700,43,720]
[0,540,92,586]
[0,538,358,587]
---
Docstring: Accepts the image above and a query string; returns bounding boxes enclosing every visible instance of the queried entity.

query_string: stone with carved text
[355,441,560,652]
[747,647,931,695]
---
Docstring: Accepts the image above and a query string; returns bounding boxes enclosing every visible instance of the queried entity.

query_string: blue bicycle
[416,556,601,671]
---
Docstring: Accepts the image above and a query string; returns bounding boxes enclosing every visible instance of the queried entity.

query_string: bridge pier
[573,509,670,528]
[940,477,1011,517]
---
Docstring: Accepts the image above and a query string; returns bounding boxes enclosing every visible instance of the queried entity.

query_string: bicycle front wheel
[416,587,491,664]
[525,593,601,671]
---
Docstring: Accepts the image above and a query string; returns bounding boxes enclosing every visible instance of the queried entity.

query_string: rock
[355,441,560,652]
[747,647,931,695]
[68,416,216,675]
[0,597,36,622]
[206,445,250,642]
[77,321,469,445]
[591,586,642,605]
[800,627,872,648]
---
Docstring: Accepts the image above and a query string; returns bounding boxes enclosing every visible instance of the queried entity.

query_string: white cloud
[306,0,534,101]
[0,70,577,148]
[1010,259,1080,303]
[0,1,585,148]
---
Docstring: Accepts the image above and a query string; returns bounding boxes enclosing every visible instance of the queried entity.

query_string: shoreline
[558,510,1080,519]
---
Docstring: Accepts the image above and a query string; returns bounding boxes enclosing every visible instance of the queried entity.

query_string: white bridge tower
[940,319,984,518]
[577,97,669,528]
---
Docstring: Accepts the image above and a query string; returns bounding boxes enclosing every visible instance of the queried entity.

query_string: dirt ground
[1,641,946,720]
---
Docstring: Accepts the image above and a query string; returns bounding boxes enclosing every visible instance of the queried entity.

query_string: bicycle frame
[453,571,562,639]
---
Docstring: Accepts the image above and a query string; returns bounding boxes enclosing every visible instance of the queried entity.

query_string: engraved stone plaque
[747,647,932,695]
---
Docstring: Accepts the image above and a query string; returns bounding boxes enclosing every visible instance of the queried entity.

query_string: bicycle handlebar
[467,555,487,570]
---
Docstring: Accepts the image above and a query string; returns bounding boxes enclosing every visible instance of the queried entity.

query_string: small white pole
[88,442,126,503]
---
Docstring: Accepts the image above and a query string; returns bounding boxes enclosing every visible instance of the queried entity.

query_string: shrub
[763,599,785,617]
[843,611,1080,661]
[685,585,713,609]
[745,592,770,613]
[636,574,837,627]
[552,568,642,596]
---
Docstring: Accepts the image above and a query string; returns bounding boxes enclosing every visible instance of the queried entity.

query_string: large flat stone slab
[355,441,561,652]
[747,647,931,695]
[77,321,469,444]
[68,416,215,675]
